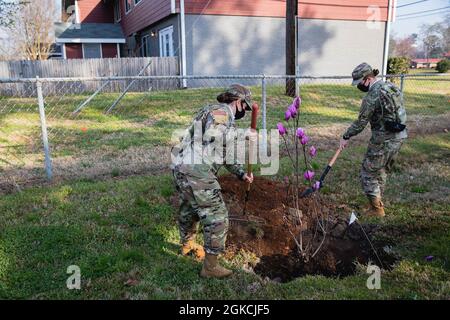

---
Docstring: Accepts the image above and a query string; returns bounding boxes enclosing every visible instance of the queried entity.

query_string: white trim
[117,43,121,58]
[75,0,80,23]
[114,0,122,23]
[382,0,393,79]
[82,43,103,59]
[124,0,132,14]
[171,0,176,13]
[62,44,67,59]
[56,38,126,44]
[180,0,187,87]
[141,34,150,57]
[159,26,174,57]
[134,0,143,6]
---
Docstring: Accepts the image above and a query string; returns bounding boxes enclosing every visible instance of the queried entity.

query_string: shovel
[300,147,342,198]
[242,103,259,215]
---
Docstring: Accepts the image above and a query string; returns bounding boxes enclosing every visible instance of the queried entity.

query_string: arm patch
[212,110,229,125]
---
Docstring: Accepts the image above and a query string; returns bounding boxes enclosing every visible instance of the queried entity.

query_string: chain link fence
[1,73,449,193]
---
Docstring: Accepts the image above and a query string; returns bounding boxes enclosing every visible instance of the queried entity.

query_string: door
[159,26,174,57]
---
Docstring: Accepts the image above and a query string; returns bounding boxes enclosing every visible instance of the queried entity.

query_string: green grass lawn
[408,68,439,75]
[0,132,449,299]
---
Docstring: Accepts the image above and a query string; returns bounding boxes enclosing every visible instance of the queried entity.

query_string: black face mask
[234,108,246,120]
[357,82,370,92]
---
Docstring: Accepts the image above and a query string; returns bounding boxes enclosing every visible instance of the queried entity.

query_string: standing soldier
[171,84,254,278]
[340,63,408,217]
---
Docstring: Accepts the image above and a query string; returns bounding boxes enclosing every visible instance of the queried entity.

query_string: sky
[391,0,450,38]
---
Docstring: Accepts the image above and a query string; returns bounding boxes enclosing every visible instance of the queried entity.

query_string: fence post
[36,76,53,180]
[400,74,405,93]
[261,75,267,151]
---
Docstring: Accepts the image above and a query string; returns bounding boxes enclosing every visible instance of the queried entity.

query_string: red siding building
[55,0,394,76]
[56,0,124,59]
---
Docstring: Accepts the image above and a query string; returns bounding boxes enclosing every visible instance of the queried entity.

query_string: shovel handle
[319,148,342,183]
[329,147,342,167]
[246,103,259,191]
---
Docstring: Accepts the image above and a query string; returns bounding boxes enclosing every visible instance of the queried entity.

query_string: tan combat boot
[181,240,205,260]
[365,196,385,217]
[200,253,233,278]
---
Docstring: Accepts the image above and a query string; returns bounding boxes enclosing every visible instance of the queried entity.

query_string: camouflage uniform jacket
[343,80,408,144]
[171,103,246,190]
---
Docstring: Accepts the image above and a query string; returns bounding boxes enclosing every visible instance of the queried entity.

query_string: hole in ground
[220,175,398,283]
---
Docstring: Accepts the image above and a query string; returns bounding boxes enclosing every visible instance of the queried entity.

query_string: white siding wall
[185,14,386,77]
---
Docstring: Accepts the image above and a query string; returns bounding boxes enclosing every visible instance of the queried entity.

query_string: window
[114,0,121,22]
[49,44,63,59]
[141,35,150,57]
[124,0,132,14]
[83,43,102,59]
[159,26,174,57]
[134,0,142,5]
[62,0,78,23]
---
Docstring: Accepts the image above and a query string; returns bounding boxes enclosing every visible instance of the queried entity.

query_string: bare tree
[8,0,55,60]
[441,13,450,53]
[0,0,24,27]
[388,32,397,57]
[420,22,445,59]
[395,35,417,58]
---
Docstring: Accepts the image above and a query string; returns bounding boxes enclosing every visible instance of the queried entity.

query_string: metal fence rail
[1,73,449,192]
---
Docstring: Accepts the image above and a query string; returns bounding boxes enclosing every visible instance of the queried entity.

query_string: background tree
[441,13,450,53]
[7,0,55,60]
[0,0,21,27]
[387,57,410,83]
[389,33,397,57]
[436,59,450,73]
[420,22,445,59]
[395,35,417,58]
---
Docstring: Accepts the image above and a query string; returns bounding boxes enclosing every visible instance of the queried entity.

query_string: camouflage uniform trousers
[172,170,229,255]
[360,138,405,198]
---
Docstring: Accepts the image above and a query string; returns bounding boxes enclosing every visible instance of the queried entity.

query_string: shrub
[387,56,410,75]
[436,59,450,73]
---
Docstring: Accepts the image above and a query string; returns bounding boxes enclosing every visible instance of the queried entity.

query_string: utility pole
[286,0,298,97]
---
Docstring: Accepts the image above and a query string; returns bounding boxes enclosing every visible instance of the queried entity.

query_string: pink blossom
[309,146,317,157]
[284,176,290,184]
[288,104,297,118]
[301,135,309,145]
[277,123,287,136]
[313,181,321,190]
[304,170,315,181]
[296,128,305,138]
[293,96,301,109]
[285,109,292,121]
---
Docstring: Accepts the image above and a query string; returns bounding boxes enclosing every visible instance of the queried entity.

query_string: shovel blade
[300,187,315,198]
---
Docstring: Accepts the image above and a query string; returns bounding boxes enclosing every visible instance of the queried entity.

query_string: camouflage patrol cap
[225,84,253,110]
[351,63,373,86]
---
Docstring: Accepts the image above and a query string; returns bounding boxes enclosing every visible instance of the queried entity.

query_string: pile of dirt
[220,175,397,282]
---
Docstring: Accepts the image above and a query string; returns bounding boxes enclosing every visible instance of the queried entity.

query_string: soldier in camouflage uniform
[340,63,408,217]
[171,84,254,278]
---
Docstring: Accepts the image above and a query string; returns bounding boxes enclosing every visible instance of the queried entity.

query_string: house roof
[55,23,125,43]
[411,58,442,64]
